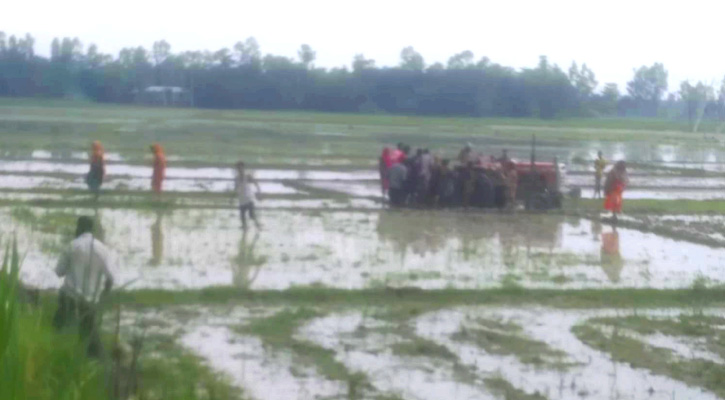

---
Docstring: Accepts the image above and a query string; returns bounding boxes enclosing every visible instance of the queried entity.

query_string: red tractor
[513,160,564,210]
[473,136,564,210]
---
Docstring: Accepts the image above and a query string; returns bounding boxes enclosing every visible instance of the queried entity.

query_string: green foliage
[573,322,725,398]
[484,376,547,400]
[241,308,375,397]
[0,240,107,400]
[399,46,425,71]
[390,338,457,361]
[137,346,242,400]
[626,63,668,116]
[452,320,573,368]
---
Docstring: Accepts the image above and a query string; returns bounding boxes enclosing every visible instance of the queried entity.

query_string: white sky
[3,0,724,93]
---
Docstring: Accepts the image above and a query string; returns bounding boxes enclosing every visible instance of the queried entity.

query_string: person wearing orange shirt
[150,144,167,195]
[86,141,105,197]
[604,161,628,222]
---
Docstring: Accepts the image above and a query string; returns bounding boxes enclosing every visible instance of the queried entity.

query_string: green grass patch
[113,287,725,310]
[571,198,725,215]
[239,308,374,399]
[484,376,547,400]
[452,319,573,368]
[573,323,725,398]
[135,342,244,400]
[390,337,457,362]
[586,314,725,359]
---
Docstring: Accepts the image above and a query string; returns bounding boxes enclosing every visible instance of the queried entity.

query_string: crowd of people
[379,143,522,209]
[379,142,628,216]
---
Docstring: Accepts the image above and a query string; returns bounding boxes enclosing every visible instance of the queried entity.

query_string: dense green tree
[213,48,233,68]
[568,61,598,100]
[298,44,316,69]
[399,46,424,71]
[152,40,170,66]
[680,81,713,130]
[4,31,721,124]
[627,63,668,116]
[447,50,474,69]
[352,54,375,73]
[520,56,577,118]
[262,54,296,71]
[233,37,261,69]
[426,62,445,72]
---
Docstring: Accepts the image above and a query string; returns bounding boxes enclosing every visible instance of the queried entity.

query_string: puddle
[0,175,301,194]
[182,326,346,400]
[579,188,725,200]
[300,312,495,400]
[415,307,722,400]
[621,215,725,247]
[30,150,125,162]
[592,325,725,365]
[105,305,344,400]
[118,305,725,400]
[0,161,376,181]
[302,181,381,198]
[569,175,725,189]
[8,208,725,291]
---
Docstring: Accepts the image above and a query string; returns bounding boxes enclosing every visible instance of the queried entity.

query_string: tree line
[1,32,724,124]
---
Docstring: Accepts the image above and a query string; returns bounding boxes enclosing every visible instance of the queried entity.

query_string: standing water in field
[6,207,725,291]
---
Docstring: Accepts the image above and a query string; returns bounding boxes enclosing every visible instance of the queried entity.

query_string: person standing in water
[235,161,262,230]
[594,151,607,199]
[379,147,394,199]
[502,160,518,209]
[604,161,628,222]
[387,161,408,207]
[54,216,114,357]
[86,141,105,197]
[150,144,166,196]
[458,143,474,165]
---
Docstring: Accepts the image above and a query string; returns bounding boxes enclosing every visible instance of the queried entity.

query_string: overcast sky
[3,0,723,93]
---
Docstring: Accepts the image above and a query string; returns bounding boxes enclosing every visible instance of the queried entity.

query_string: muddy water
[0,160,377,181]
[0,175,301,194]
[6,158,725,201]
[568,175,725,189]
[579,188,725,200]
[415,307,722,400]
[182,326,347,400]
[301,311,496,400]
[126,305,725,400]
[30,150,125,162]
[302,181,381,197]
[8,208,725,291]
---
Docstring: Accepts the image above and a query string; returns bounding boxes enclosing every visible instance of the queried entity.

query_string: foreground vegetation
[574,314,725,398]
[113,286,725,310]
[0,242,244,400]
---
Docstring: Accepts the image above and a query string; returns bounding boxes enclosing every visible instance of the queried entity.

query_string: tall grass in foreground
[0,240,107,400]
[0,240,244,400]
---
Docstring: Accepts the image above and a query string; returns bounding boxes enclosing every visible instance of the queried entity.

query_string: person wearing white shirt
[234,161,262,230]
[53,216,114,357]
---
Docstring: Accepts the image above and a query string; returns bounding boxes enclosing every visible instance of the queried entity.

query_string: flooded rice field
[3,157,725,201]
[121,305,725,400]
[8,207,725,291]
[4,144,725,400]
[5,108,725,399]
[619,214,725,247]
